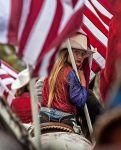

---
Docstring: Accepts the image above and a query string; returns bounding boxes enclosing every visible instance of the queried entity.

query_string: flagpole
[66,39,95,143]
[28,65,41,150]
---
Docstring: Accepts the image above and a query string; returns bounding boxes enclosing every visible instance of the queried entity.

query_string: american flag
[0,0,112,79]
[0,0,84,77]
[18,0,85,77]
[0,60,18,105]
[82,0,113,79]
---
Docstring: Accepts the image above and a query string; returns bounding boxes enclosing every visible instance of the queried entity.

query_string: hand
[78,70,86,87]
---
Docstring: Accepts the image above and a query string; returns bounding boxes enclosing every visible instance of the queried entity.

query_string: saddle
[30,122,74,137]
[29,107,82,136]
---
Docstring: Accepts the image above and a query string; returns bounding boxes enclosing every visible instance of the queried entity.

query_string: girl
[40,32,96,130]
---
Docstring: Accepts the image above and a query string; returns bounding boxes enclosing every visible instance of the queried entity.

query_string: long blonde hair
[47,49,68,107]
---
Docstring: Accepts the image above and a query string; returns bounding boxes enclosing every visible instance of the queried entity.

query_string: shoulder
[60,64,73,76]
[67,69,79,84]
[56,64,73,83]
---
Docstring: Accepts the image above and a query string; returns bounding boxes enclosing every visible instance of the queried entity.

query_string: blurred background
[0,44,25,72]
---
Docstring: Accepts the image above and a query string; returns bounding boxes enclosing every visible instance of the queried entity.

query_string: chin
[76,64,81,68]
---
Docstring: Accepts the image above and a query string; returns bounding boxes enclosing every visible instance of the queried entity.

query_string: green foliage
[0,44,25,72]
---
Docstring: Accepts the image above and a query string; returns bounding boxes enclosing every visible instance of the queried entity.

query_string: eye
[73,49,79,54]
[81,51,87,56]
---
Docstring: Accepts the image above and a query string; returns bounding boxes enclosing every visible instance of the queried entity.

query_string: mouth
[76,60,82,64]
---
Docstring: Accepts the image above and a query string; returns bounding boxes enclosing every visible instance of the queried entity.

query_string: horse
[29,121,94,150]
[32,78,103,149]
[78,89,103,141]
[0,78,102,150]
[28,90,100,150]
[0,92,98,150]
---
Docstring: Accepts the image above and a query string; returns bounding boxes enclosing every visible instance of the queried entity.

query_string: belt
[41,107,72,117]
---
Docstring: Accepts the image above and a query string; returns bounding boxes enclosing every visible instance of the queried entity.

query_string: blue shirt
[68,70,88,109]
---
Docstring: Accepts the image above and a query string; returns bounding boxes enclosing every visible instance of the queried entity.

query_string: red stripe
[91,59,102,73]
[82,25,106,58]
[6,84,12,90]
[72,0,78,7]
[3,91,9,98]
[88,0,112,26]
[3,84,11,98]
[0,74,13,79]
[34,3,84,77]
[8,0,23,45]
[98,0,112,13]
[19,0,44,57]
[49,5,84,51]
[33,0,63,76]
[84,6,108,37]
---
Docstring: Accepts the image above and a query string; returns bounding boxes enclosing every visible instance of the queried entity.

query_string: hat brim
[82,48,96,58]
[11,78,29,90]
[60,39,96,57]
[11,68,30,90]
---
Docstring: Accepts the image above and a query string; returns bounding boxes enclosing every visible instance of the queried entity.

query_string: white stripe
[61,0,73,6]
[0,0,10,43]
[1,78,15,85]
[83,15,108,47]
[85,0,109,30]
[7,90,16,105]
[74,0,84,11]
[58,2,73,33]
[0,69,6,75]
[91,0,112,19]
[93,51,105,69]
[1,63,17,78]
[23,0,57,66]
[39,48,56,77]
[59,0,84,33]
[0,85,4,95]
[18,0,31,40]
[91,45,106,69]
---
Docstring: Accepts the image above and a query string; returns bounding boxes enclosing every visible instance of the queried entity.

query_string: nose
[77,54,84,59]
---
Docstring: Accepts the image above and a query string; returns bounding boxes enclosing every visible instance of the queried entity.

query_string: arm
[78,70,86,87]
[68,70,88,109]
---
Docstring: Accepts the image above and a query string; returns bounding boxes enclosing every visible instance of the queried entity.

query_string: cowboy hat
[11,68,30,90]
[60,34,96,57]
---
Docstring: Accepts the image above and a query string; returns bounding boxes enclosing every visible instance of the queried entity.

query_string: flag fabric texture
[0,60,18,105]
[0,0,112,79]
[81,0,112,80]
[100,0,121,102]
[0,0,84,77]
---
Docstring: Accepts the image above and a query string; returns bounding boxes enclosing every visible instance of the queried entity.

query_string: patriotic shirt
[42,64,87,114]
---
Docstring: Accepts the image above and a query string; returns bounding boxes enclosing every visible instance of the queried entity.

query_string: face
[67,48,88,68]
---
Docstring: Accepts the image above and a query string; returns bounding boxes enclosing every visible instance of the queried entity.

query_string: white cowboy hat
[11,68,30,90]
[60,34,96,57]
